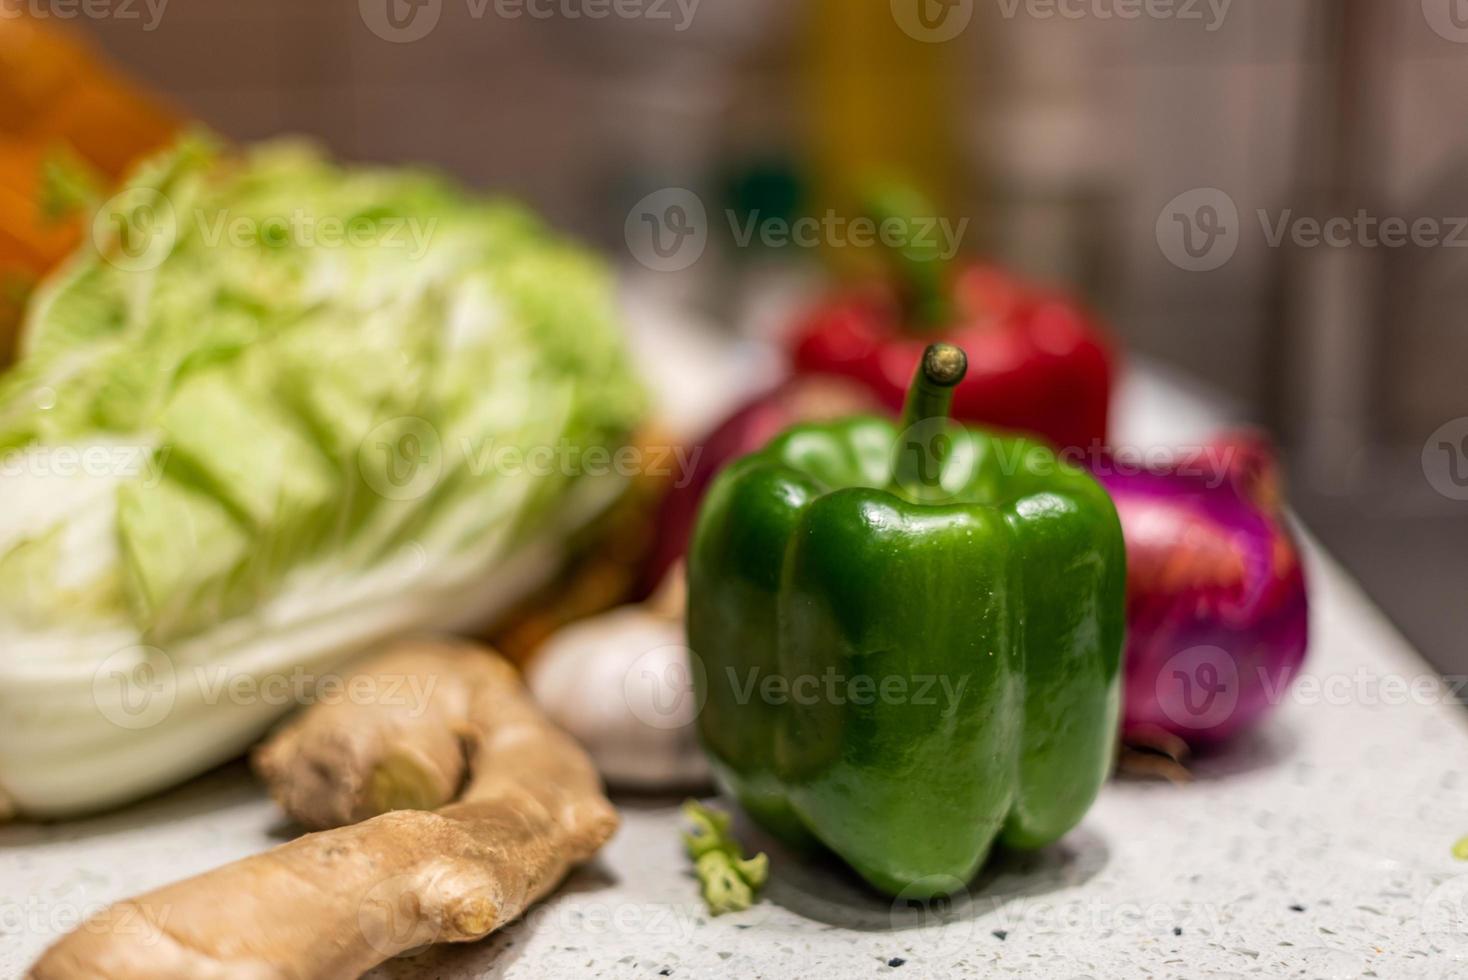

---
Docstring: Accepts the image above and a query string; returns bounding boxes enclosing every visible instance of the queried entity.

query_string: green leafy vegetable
[0,135,645,817]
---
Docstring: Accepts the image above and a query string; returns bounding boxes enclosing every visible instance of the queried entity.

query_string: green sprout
[683,800,769,916]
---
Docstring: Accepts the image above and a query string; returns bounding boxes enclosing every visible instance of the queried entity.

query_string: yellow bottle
[800,0,962,277]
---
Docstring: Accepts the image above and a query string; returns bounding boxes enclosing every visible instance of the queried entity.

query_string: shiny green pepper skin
[686,398,1126,898]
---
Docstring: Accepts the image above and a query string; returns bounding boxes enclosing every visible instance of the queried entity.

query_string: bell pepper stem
[893,343,968,501]
[862,182,952,329]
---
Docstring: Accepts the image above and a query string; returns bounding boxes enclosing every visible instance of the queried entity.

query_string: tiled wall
[73,0,1468,445]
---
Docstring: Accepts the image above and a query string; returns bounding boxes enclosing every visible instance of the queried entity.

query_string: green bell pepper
[687,344,1126,898]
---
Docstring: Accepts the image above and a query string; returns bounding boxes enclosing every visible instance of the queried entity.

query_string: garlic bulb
[528,605,709,790]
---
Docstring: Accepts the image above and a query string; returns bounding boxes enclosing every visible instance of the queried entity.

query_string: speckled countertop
[6,536,1468,980]
[4,361,1467,979]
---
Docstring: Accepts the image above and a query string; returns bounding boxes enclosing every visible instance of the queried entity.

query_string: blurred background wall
[65,0,1468,672]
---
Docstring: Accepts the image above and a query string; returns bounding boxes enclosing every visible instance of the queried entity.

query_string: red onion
[1093,431,1309,746]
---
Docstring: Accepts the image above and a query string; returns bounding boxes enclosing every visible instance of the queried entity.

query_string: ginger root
[30,639,618,979]
[253,640,484,830]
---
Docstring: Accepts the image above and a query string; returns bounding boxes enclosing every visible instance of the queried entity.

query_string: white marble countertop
[4,360,1467,979]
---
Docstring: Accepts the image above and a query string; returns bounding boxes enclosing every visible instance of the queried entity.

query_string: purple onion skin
[1092,433,1309,747]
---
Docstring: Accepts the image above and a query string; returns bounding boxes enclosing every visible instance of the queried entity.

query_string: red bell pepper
[787,188,1115,450]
